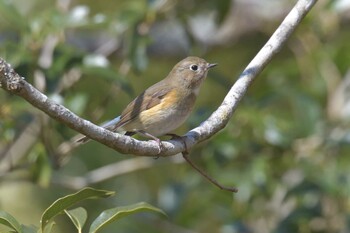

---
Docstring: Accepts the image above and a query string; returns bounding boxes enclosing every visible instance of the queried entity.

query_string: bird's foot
[135,130,164,158]
[153,138,165,159]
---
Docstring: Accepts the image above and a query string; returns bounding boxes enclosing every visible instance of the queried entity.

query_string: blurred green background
[1,0,350,232]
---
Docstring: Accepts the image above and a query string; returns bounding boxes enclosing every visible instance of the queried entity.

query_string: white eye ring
[190,64,198,71]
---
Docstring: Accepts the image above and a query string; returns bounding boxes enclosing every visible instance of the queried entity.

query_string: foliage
[1,0,350,232]
[0,187,165,233]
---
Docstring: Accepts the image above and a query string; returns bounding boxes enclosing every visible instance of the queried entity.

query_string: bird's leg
[136,130,164,156]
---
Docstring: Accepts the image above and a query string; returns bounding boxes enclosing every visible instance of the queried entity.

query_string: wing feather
[113,85,174,130]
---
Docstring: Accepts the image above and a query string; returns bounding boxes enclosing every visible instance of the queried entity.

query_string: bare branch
[0,0,317,157]
[182,152,238,192]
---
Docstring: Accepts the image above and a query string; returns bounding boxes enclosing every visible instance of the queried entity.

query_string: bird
[77,56,217,153]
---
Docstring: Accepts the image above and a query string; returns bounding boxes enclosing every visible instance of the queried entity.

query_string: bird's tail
[76,116,121,143]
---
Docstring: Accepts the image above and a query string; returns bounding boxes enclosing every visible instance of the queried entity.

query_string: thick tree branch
[0,0,317,157]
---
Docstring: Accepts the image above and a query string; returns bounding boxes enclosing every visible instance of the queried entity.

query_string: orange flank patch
[138,89,179,125]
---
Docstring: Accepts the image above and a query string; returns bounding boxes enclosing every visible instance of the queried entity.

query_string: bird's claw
[153,139,164,159]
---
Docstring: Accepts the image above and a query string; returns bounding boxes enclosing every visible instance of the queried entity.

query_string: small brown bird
[78,56,217,152]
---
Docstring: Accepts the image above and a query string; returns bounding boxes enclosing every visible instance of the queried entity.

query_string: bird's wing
[113,85,174,129]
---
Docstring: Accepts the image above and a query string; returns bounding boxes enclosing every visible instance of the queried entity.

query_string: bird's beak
[207,63,218,69]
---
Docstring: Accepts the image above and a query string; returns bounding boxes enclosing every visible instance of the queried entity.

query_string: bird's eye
[190,64,198,71]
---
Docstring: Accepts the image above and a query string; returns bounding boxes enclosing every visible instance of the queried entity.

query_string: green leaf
[41,187,115,231]
[89,202,166,233]
[0,211,22,233]
[64,207,88,233]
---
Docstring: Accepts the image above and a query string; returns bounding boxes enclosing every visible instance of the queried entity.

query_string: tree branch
[0,0,317,157]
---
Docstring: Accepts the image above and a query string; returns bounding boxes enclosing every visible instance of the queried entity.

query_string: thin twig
[168,134,237,192]
[182,152,238,193]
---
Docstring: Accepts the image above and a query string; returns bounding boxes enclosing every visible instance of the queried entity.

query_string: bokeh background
[1,0,350,232]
